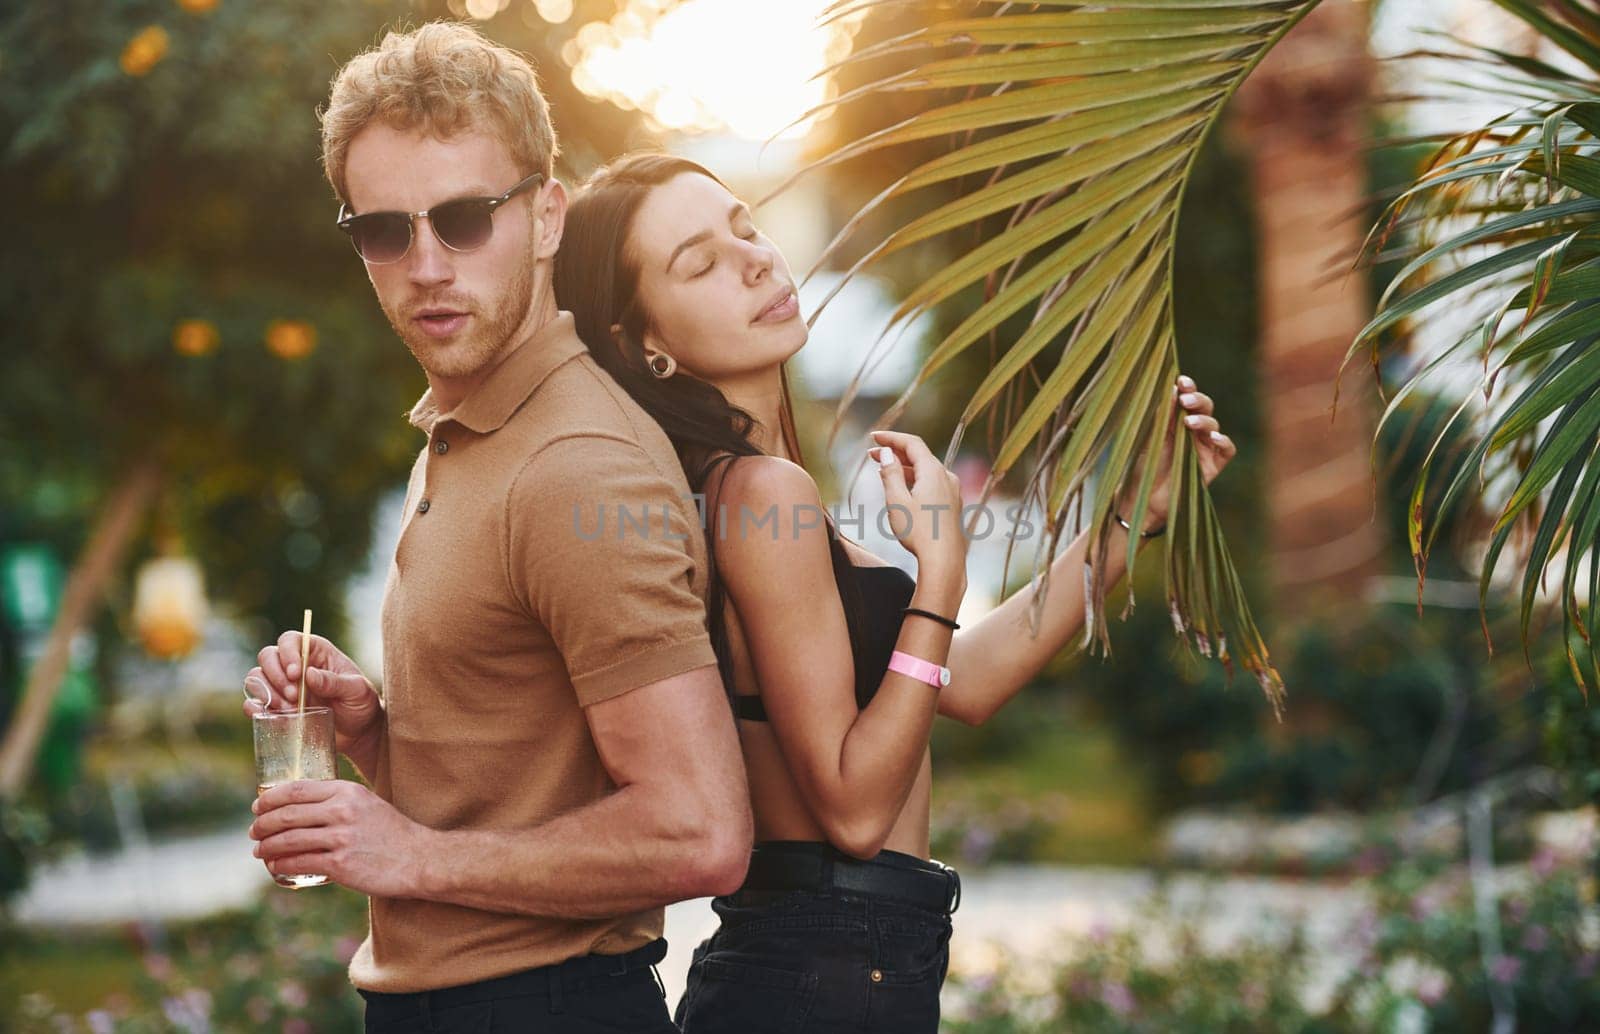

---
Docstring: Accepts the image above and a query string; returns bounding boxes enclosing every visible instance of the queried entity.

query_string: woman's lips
[754,291,798,324]
[414,312,469,339]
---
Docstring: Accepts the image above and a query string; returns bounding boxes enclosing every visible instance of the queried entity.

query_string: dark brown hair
[554,152,865,705]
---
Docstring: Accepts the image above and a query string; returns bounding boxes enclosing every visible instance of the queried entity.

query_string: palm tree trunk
[0,458,162,798]
[1232,0,1386,619]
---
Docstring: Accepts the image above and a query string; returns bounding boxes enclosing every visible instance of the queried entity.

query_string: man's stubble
[382,237,538,385]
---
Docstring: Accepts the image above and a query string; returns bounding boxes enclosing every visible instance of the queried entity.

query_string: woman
[553,153,1236,1034]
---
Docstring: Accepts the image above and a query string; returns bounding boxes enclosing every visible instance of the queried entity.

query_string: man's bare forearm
[406,783,741,918]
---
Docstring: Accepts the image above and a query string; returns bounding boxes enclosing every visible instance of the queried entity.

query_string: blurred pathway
[16,828,1372,1012]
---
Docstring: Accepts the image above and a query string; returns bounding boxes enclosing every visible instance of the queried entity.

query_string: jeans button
[870,969,883,983]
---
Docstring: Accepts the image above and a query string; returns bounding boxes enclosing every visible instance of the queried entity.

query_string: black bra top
[731,519,916,723]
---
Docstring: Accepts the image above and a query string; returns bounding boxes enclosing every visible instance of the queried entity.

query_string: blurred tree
[1232,0,1387,619]
[0,0,650,796]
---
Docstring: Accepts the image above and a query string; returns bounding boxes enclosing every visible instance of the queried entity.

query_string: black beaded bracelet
[902,606,960,631]
[1114,512,1166,539]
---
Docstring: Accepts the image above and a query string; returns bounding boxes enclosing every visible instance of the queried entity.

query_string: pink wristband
[888,650,951,689]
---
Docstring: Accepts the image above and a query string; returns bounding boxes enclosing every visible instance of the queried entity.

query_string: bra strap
[731,694,769,721]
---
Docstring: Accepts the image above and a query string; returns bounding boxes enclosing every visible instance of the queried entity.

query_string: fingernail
[1180,393,1198,406]
[1185,415,1203,427]
[1211,431,1225,442]
[251,800,260,814]
[1179,375,1195,389]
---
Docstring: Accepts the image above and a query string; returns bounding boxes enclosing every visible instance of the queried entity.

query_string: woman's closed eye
[689,229,760,278]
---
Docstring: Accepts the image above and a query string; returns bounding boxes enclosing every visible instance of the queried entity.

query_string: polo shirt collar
[406,311,587,435]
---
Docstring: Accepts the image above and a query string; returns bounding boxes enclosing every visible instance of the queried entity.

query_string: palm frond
[787,0,1324,709]
[1354,4,1600,696]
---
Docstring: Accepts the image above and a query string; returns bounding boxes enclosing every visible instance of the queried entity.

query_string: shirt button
[417,499,430,514]
[435,439,449,455]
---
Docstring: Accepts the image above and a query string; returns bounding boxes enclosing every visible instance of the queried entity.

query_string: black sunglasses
[336,172,545,264]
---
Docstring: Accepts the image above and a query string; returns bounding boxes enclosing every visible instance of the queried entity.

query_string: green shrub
[9,885,369,1033]
[1328,846,1600,1031]
[944,896,1323,1033]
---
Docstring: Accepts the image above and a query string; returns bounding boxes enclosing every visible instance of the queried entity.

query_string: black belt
[357,936,666,1021]
[737,841,961,915]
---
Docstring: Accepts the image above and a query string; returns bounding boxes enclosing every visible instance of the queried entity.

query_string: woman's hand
[869,429,969,593]
[1121,373,1238,528]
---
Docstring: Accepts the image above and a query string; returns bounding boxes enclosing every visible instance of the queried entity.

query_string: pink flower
[1100,979,1136,1016]
[1521,925,1549,953]
[1417,970,1449,1005]
[143,953,174,981]
[1490,955,1522,984]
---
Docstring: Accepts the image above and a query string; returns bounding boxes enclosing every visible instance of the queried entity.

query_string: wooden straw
[292,609,312,779]
[297,609,312,718]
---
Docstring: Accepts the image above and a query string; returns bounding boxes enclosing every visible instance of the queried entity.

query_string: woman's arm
[938,375,1236,726]
[938,514,1159,726]
[716,453,964,860]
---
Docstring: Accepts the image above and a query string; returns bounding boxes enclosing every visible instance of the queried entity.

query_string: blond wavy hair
[319,21,558,205]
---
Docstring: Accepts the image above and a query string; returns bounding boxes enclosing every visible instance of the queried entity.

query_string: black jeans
[359,937,676,1033]
[675,844,960,1034]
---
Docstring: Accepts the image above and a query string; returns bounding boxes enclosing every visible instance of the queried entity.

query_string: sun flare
[561,0,864,141]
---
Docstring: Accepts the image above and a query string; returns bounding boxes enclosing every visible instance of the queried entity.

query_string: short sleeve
[506,434,716,706]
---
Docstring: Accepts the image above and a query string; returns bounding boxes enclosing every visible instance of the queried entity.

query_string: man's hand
[242,631,384,774]
[249,780,429,897]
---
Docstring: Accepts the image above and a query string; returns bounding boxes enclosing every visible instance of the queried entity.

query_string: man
[241,21,752,1033]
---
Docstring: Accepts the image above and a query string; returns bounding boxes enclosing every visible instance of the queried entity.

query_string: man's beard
[384,246,536,384]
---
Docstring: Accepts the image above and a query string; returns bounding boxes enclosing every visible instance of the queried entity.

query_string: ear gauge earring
[648,353,677,379]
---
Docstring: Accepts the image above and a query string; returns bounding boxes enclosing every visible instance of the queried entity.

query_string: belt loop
[947,866,962,915]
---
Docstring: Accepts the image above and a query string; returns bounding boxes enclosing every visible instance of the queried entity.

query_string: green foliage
[0,0,651,638]
[7,885,371,1032]
[0,1,431,640]
[803,0,1334,700]
[1073,589,1561,817]
[1327,847,1600,1031]
[944,897,1322,1033]
[941,844,1599,1033]
[1356,1,1600,697]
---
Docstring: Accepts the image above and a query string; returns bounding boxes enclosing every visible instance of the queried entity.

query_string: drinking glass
[252,706,336,889]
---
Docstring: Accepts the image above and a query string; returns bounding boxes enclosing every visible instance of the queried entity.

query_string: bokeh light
[119,25,169,77]
[565,0,865,140]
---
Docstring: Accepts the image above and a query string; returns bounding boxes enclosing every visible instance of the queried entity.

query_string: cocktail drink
[251,705,335,889]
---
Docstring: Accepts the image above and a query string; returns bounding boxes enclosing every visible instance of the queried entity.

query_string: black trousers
[359,937,676,1033]
[675,843,961,1034]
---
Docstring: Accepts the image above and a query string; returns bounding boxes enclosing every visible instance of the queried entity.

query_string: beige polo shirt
[346,311,717,993]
